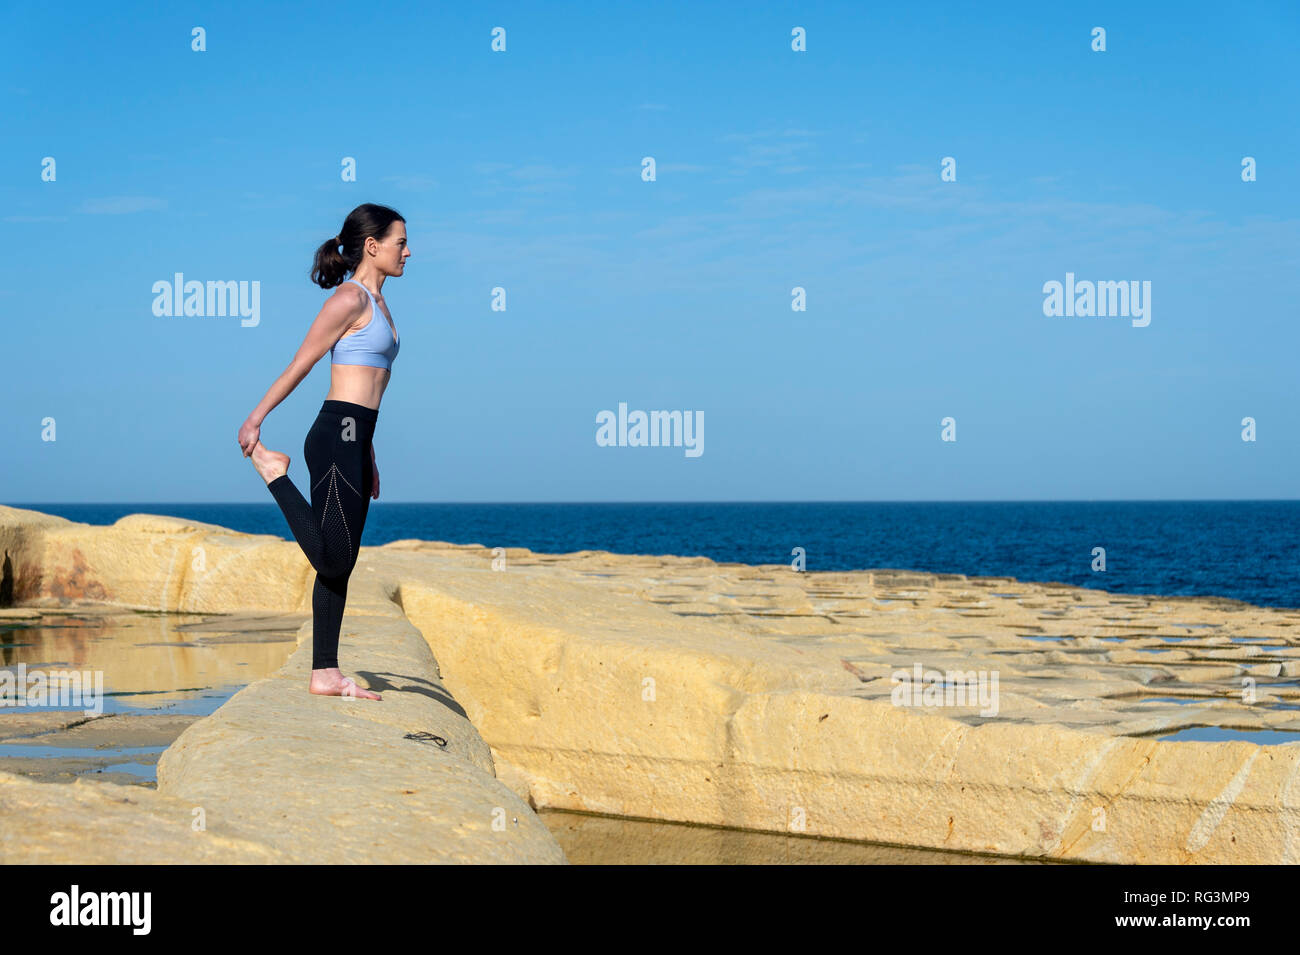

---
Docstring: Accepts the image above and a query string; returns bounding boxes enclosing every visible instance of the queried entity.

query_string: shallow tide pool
[0,608,302,785]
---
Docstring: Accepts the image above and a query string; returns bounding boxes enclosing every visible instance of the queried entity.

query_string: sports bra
[330,278,400,370]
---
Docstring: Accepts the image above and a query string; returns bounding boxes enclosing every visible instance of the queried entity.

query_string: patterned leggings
[266,399,376,670]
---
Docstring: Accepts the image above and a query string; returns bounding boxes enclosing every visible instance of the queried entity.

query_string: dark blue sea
[11,501,1300,610]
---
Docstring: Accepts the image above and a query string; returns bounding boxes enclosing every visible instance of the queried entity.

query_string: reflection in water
[537,809,1062,865]
[0,609,302,715]
[0,608,302,785]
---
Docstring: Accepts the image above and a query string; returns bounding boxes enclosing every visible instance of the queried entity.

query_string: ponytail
[311,234,349,288]
[310,203,405,289]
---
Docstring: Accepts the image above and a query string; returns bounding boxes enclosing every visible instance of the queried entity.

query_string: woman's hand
[238,418,261,457]
[370,443,380,499]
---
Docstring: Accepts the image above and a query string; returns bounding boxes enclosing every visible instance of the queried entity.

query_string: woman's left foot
[309,668,381,700]
[250,440,290,485]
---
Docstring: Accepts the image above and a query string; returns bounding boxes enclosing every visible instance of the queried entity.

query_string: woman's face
[368,220,410,277]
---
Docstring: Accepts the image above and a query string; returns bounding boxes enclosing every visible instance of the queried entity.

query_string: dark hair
[310,203,406,288]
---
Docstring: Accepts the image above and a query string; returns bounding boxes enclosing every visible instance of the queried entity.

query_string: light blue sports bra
[331,278,400,370]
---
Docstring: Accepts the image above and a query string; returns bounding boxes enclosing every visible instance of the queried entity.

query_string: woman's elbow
[286,357,317,382]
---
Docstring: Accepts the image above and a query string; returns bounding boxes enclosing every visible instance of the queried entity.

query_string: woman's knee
[317,551,353,579]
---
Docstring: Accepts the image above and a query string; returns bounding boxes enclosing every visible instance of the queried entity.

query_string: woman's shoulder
[316,280,369,331]
[329,279,369,308]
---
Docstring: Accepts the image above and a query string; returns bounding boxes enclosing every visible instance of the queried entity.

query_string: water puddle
[1137,697,1213,706]
[1155,727,1300,745]
[536,809,1068,865]
[0,608,303,785]
[0,742,168,781]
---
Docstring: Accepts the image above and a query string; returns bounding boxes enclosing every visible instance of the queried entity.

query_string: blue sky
[2,0,1297,503]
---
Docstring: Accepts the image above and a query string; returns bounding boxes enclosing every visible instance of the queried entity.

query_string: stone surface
[0,505,566,864]
[155,609,565,863]
[4,501,1300,863]
[384,548,1300,863]
[0,769,283,863]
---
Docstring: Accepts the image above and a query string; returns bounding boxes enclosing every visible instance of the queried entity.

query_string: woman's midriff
[325,363,389,411]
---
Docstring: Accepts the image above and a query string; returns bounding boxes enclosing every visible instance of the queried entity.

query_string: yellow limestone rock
[6,502,1300,863]
[0,769,283,863]
[0,505,565,865]
[382,547,1300,864]
[154,610,566,863]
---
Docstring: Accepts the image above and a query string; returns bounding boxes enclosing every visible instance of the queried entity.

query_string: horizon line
[10,498,1300,507]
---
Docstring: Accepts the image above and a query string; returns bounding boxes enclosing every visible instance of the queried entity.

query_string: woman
[236,203,408,701]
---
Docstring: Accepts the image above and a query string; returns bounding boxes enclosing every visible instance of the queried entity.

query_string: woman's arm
[238,285,367,455]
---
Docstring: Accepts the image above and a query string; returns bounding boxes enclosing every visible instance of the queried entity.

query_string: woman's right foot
[250,440,290,485]
[309,668,382,700]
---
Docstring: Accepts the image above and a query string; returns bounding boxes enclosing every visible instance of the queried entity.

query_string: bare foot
[309,668,381,700]
[250,440,290,485]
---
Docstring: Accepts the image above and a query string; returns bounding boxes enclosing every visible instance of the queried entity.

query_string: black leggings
[266,399,376,670]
